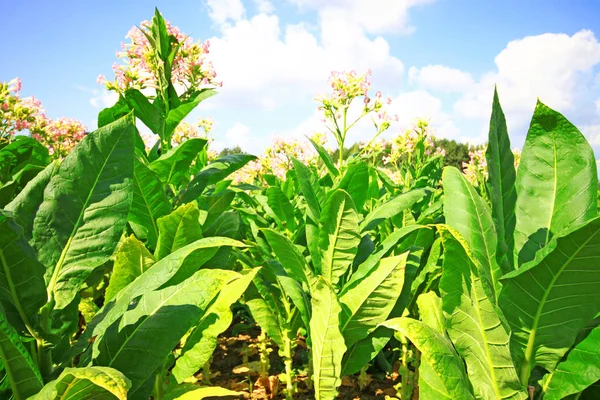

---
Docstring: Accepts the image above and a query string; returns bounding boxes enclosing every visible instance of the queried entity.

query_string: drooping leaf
[543,324,600,400]
[150,138,207,187]
[0,309,43,400]
[261,228,314,287]
[164,384,242,400]
[308,137,339,177]
[499,217,600,382]
[105,235,156,302]
[443,166,501,300]
[310,278,346,400]
[360,189,427,232]
[514,100,598,266]
[264,260,311,329]
[439,226,525,400]
[485,88,517,272]
[32,114,135,310]
[129,157,171,249]
[155,203,203,260]
[124,88,164,135]
[339,254,407,348]
[0,214,46,332]
[93,269,239,399]
[172,268,259,382]
[98,95,131,128]
[31,366,130,400]
[319,189,361,287]
[341,326,392,376]
[382,318,475,399]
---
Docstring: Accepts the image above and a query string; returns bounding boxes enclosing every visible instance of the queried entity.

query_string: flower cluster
[0,78,46,140]
[99,19,219,93]
[33,117,87,158]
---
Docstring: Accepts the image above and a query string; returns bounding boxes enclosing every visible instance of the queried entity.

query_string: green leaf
[499,217,600,382]
[543,324,600,400]
[337,162,369,212]
[31,366,130,400]
[93,269,239,399]
[105,235,156,302]
[439,226,525,400]
[319,189,361,287]
[514,100,598,266]
[266,187,296,231]
[291,157,320,223]
[68,237,246,365]
[0,214,46,332]
[98,95,131,128]
[416,292,445,333]
[150,138,207,187]
[177,154,257,205]
[360,189,427,232]
[164,90,217,139]
[310,278,346,400]
[33,113,135,310]
[341,326,392,376]
[172,268,259,382]
[382,317,475,399]
[0,309,43,400]
[129,157,171,249]
[124,88,164,135]
[308,137,339,177]
[155,203,203,260]
[485,88,517,272]
[261,228,314,287]
[264,260,311,329]
[5,161,59,242]
[339,253,407,348]
[443,166,501,300]
[164,384,242,400]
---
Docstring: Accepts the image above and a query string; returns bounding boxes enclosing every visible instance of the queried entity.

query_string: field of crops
[1,9,600,400]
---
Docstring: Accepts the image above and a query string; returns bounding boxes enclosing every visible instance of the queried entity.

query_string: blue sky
[3,0,600,155]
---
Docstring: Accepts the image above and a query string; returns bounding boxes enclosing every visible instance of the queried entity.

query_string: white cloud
[287,0,435,34]
[254,0,274,14]
[408,65,475,93]
[89,89,118,109]
[213,122,270,154]
[205,0,246,26]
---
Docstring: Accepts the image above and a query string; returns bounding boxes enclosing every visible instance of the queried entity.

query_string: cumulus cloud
[408,65,475,93]
[205,0,246,26]
[88,89,118,109]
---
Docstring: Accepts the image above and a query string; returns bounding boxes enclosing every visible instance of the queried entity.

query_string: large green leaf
[5,161,58,241]
[149,138,207,187]
[339,253,407,348]
[291,157,320,223]
[360,189,427,232]
[499,217,600,382]
[31,366,130,400]
[319,189,360,287]
[164,90,217,139]
[439,226,525,400]
[308,137,338,177]
[261,228,314,287]
[337,161,369,212]
[172,268,259,382]
[443,167,501,299]
[32,114,135,310]
[93,269,239,399]
[382,318,475,399]
[310,278,346,400]
[177,154,257,205]
[0,310,43,400]
[105,235,156,302]
[124,88,164,135]
[155,203,203,260]
[164,384,241,400]
[514,101,598,266]
[485,88,517,272]
[543,324,600,400]
[341,326,392,376]
[69,237,246,365]
[266,186,296,231]
[0,214,46,332]
[129,157,171,249]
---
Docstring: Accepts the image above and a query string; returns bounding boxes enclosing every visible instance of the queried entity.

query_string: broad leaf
[439,226,525,400]
[164,90,217,138]
[266,186,296,231]
[310,278,346,400]
[499,217,600,382]
[308,137,338,177]
[164,384,242,400]
[514,101,598,266]
[124,88,164,135]
[105,235,156,302]
[485,88,517,272]
[291,157,320,223]
[155,203,203,260]
[0,310,43,400]
[261,228,314,287]
[337,161,368,212]
[360,189,427,232]
[443,167,501,299]
[341,326,392,376]
[319,189,361,287]
[33,114,135,310]
[382,318,475,399]
[31,366,130,400]
[129,157,171,249]
[150,138,207,187]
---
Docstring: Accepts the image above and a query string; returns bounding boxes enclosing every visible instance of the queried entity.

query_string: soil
[186,325,401,399]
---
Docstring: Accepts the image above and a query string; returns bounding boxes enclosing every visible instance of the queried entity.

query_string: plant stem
[36,302,53,379]
[281,330,295,400]
[153,373,164,400]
